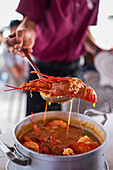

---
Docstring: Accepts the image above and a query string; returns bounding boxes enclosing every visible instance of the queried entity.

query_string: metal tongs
[20,49,42,79]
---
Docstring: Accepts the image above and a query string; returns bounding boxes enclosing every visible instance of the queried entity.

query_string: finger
[7,46,14,53]
[19,51,25,58]
[7,46,20,55]
[5,37,21,48]
[22,48,33,53]
[11,48,25,58]
[14,43,23,49]
[14,37,23,48]
[16,30,24,39]
[27,48,33,53]
[9,31,16,38]
[12,48,20,55]
[14,30,24,48]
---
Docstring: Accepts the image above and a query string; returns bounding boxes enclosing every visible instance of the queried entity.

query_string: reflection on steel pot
[11,110,107,170]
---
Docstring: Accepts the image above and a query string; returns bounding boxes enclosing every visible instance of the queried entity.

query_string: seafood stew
[17,119,100,156]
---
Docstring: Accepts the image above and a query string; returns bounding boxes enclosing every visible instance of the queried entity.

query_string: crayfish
[22,113,99,156]
[5,71,97,104]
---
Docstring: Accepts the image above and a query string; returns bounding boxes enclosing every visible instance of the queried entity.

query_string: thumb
[9,31,16,38]
[14,30,24,48]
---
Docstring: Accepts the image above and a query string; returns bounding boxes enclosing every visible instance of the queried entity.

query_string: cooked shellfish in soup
[17,119,100,156]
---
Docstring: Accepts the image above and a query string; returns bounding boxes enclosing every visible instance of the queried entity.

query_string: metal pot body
[13,111,107,170]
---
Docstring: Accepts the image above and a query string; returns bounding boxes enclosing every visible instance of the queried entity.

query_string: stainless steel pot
[0,109,107,170]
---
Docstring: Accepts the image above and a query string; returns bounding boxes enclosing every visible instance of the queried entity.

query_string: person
[4,0,100,115]
[0,31,6,75]
[0,31,3,44]
[3,20,28,86]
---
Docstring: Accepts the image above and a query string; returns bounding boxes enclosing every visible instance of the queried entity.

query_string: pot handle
[84,109,107,125]
[0,141,31,166]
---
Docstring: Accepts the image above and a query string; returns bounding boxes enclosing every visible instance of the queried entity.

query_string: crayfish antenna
[4,85,22,92]
[28,112,44,141]
[28,112,34,125]
[31,71,54,78]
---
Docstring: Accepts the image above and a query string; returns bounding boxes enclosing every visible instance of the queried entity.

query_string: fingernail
[14,45,17,48]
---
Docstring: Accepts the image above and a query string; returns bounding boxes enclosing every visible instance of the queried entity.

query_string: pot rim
[13,111,107,160]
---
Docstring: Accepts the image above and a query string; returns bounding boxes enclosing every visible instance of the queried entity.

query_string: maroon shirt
[17,0,99,62]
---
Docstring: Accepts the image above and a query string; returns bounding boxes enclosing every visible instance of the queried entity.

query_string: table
[0,114,113,170]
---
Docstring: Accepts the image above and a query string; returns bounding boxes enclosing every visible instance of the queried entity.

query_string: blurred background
[0,0,27,133]
[0,0,113,133]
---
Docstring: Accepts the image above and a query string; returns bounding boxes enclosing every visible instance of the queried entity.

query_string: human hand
[4,17,36,57]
